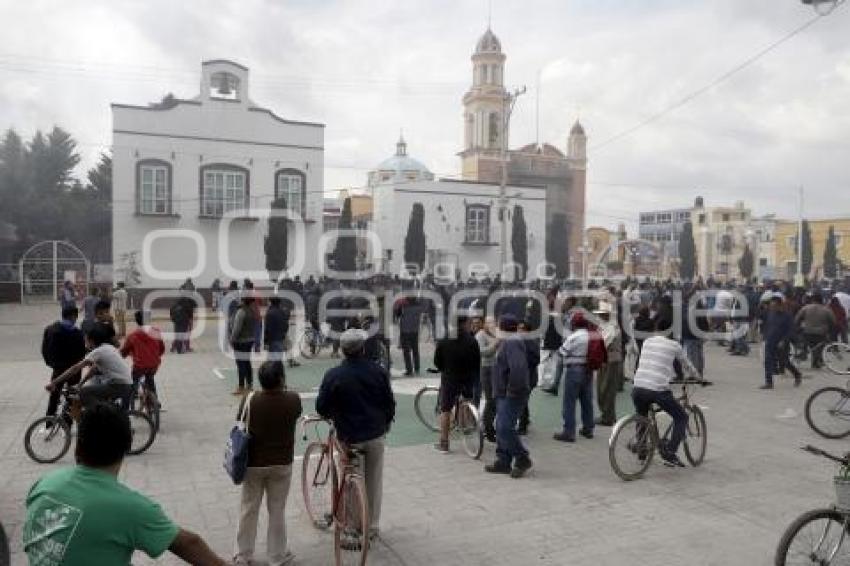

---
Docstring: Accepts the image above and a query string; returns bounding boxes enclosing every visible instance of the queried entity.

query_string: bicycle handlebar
[803,444,850,465]
[299,414,329,442]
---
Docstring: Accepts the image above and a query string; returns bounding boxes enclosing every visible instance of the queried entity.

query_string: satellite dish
[802,0,844,15]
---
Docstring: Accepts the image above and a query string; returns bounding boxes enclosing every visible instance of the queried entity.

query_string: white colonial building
[111,60,324,290]
[369,138,547,281]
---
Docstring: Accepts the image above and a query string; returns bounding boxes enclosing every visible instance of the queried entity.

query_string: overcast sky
[1,0,848,232]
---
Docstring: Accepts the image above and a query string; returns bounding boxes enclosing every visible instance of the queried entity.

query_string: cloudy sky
[1,0,848,231]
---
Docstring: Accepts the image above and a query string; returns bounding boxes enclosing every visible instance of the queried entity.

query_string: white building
[111,60,324,290]
[369,138,547,281]
[693,198,754,280]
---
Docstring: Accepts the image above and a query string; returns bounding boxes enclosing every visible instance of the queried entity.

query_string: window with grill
[465,205,490,244]
[139,164,169,214]
[275,170,305,217]
[201,168,247,217]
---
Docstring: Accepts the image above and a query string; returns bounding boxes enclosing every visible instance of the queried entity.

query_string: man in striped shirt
[633,331,701,468]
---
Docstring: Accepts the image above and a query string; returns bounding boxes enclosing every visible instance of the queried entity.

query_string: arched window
[275,168,307,218]
[136,159,172,215]
[199,164,249,217]
[488,112,500,148]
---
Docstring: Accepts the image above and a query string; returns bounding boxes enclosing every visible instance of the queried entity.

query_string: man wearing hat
[595,302,623,427]
[316,328,396,539]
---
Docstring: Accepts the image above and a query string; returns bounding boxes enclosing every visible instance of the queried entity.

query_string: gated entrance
[19,240,90,304]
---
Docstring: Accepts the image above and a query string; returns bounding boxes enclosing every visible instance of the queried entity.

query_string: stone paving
[0,303,847,565]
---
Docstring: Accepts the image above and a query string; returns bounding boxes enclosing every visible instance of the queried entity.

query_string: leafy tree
[824,225,839,279]
[403,202,427,273]
[511,205,528,281]
[678,221,696,280]
[738,244,754,280]
[87,152,112,201]
[546,213,570,279]
[265,198,289,282]
[117,251,142,288]
[333,197,357,273]
[801,220,813,277]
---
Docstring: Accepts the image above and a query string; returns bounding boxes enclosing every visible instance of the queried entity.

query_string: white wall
[112,73,324,288]
[372,179,547,280]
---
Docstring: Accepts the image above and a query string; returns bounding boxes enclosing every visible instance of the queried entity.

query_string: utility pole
[795,185,805,287]
[499,86,526,279]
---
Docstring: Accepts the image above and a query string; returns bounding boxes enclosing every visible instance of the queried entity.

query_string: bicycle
[23,386,156,464]
[794,337,850,375]
[413,370,483,459]
[300,415,370,566]
[299,324,332,359]
[608,379,711,481]
[775,445,850,565]
[131,372,161,433]
[805,376,850,439]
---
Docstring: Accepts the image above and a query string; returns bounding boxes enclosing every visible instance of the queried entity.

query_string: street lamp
[577,238,592,289]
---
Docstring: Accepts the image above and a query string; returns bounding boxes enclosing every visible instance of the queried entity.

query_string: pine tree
[801,220,814,278]
[403,202,427,273]
[738,244,754,281]
[511,205,528,281]
[265,198,289,282]
[547,213,570,279]
[678,221,696,281]
[333,197,357,273]
[824,225,838,279]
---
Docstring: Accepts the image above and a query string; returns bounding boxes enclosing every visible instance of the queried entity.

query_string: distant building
[457,27,586,277]
[111,60,325,289]
[748,214,777,280]
[774,217,850,280]
[369,139,547,281]
[692,198,753,280]
[638,207,692,258]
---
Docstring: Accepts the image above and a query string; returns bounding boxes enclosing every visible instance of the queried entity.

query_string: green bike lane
[212,359,636,453]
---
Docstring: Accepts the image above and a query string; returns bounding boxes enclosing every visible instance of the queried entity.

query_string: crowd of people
[23,273,850,564]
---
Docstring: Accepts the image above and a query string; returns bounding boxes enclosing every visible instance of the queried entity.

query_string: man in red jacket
[121,311,166,406]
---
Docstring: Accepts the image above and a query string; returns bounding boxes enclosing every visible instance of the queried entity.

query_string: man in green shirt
[24,402,226,565]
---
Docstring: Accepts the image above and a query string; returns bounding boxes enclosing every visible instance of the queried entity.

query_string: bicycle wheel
[302,442,333,529]
[824,342,850,375]
[299,330,317,359]
[143,391,161,433]
[682,405,707,467]
[413,387,440,432]
[453,402,483,460]
[334,473,369,566]
[775,508,850,565]
[127,410,156,455]
[609,414,656,481]
[805,387,850,439]
[24,416,71,464]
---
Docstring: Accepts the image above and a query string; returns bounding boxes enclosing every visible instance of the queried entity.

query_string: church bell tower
[459,27,507,183]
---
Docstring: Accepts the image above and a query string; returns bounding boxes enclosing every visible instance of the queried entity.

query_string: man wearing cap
[555,312,595,443]
[484,315,533,479]
[316,328,396,539]
[595,303,623,427]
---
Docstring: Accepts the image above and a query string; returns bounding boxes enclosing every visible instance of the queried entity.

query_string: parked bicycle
[413,370,483,459]
[300,415,370,566]
[805,376,850,439]
[299,324,332,359]
[23,386,156,464]
[131,373,161,432]
[775,445,850,565]
[608,379,711,481]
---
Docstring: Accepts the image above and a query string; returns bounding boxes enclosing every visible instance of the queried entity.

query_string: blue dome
[370,137,434,185]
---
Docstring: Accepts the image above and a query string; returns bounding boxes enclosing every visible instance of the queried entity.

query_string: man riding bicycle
[632,321,701,468]
[47,323,133,410]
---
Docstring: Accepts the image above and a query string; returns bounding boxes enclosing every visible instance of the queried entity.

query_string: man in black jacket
[264,296,298,367]
[316,329,396,540]
[41,306,86,416]
[433,316,481,453]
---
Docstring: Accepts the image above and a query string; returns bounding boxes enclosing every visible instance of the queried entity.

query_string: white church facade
[111,60,325,289]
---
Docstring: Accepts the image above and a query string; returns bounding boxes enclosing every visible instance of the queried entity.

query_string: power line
[589,11,833,153]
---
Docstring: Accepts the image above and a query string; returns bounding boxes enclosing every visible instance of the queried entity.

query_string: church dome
[370,136,434,186]
[475,28,502,54]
